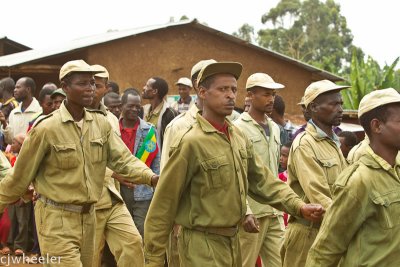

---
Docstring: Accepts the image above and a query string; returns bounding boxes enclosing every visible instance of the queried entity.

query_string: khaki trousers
[94,202,144,267]
[239,215,285,267]
[178,227,241,267]
[280,222,319,267]
[35,200,95,267]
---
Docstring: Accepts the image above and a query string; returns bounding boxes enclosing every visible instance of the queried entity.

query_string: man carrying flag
[118,88,160,238]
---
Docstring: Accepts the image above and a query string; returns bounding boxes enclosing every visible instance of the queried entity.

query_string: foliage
[342,52,400,110]
[254,0,355,74]
[232,23,255,43]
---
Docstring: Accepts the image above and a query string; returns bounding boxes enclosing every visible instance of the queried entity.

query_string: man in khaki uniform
[235,73,285,267]
[281,80,349,267]
[347,135,369,164]
[90,65,144,267]
[144,61,324,267]
[0,60,157,267]
[306,88,400,266]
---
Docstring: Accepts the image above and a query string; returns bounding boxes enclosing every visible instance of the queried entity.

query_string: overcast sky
[1,0,399,66]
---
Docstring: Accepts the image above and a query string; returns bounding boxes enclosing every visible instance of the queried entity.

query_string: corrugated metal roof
[0,19,343,81]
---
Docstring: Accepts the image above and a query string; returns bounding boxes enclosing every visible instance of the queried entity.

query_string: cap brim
[248,82,285,90]
[198,62,242,84]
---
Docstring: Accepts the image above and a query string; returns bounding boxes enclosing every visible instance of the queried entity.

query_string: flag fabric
[135,126,159,167]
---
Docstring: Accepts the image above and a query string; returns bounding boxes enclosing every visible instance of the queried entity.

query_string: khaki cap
[303,80,350,108]
[297,96,305,106]
[190,59,217,79]
[92,64,109,79]
[59,60,103,81]
[51,88,66,98]
[175,77,193,87]
[197,62,242,85]
[358,88,400,118]
[246,73,284,90]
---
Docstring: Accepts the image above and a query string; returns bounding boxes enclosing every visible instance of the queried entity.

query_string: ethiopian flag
[135,126,159,167]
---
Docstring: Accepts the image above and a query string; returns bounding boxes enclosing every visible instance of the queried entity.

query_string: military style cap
[246,73,284,90]
[175,77,193,87]
[358,88,400,118]
[197,61,242,85]
[51,88,66,98]
[59,60,103,81]
[303,80,350,108]
[190,59,217,79]
[92,64,109,79]
[297,96,305,106]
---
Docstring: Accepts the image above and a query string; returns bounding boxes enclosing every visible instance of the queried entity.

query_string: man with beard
[144,62,325,267]
[234,73,285,267]
[0,77,42,145]
[280,80,349,267]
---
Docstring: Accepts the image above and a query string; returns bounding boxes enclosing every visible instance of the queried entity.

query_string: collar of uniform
[59,102,94,123]
[188,104,199,118]
[239,112,271,124]
[307,120,340,147]
[149,101,165,115]
[196,112,233,133]
[364,145,397,171]
[13,98,41,114]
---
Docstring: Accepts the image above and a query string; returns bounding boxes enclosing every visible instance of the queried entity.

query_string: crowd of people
[0,58,398,267]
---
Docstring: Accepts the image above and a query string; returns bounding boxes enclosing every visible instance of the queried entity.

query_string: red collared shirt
[119,119,140,153]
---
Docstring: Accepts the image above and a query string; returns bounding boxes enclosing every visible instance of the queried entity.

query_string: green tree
[342,52,399,110]
[233,23,255,43]
[257,0,356,74]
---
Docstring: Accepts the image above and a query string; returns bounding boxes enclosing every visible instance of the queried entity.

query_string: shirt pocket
[53,143,78,169]
[372,191,400,229]
[90,136,107,163]
[201,155,230,189]
[317,158,339,185]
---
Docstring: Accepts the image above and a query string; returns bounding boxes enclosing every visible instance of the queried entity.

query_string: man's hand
[300,204,325,223]
[151,175,159,187]
[112,172,136,189]
[242,214,260,233]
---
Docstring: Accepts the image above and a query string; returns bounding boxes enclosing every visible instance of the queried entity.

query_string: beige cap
[175,77,193,87]
[246,73,284,90]
[190,59,217,79]
[358,88,400,118]
[59,60,103,81]
[92,64,109,79]
[51,88,66,98]
[197,61,243,85]
[297,96,305,106]
[303,80,350,108]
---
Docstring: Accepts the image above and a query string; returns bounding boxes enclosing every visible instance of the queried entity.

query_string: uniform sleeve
[106,130,155,186]
[306,183,367,266]
[246,140,304,217]
[0,128,47,212]
[144,143,191,267]
[290,145,332,209]
[0,152,11,180]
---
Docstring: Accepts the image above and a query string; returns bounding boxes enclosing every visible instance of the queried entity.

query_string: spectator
[0,78,18,120]
[279,141,292,227]
[104,92,122,118]
[171,77,194,113]
[50,88,66,111]
[107,81,120,95]
[338,131,358,158]
[270,95,296,144]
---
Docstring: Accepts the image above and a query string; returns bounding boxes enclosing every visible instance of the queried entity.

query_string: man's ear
[370,118,382,134]
[247,91,253,100]
[198,86,206,100]
[60,81,68,95]
[309,102,318,113]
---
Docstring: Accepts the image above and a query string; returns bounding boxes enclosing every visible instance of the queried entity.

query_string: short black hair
[104,92,120,105]
[121,88,141,105]
[283,141,293,149]
[0,77,15,94]
[38,87,55,103]
[151,77,169,99]
[359,103,395,137]
[338,131,358,147]
[108,81,120,94]
[198,75,216,89]
[273,95,285,116]
[22,77,36,95]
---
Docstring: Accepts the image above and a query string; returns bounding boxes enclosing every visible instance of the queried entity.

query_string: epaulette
[334,162,361,187]
[31,113,53,128]
[168,124,193,157]
[291,131,306,151]
[86,108,107,115]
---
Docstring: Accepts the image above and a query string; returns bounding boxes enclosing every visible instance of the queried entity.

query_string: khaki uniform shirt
[144,113,305,265]
[347,135,370,164]
[2,97,42,144]
[0,102,154,211]
[94,103,124,210]
[0,152,11,179]
[288,122,347,210]
[306,146,400,267]
[160,104,198,170]
[234,112,282,218]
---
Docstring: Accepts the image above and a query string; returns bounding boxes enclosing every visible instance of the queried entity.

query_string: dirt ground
[0,255,41,267]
